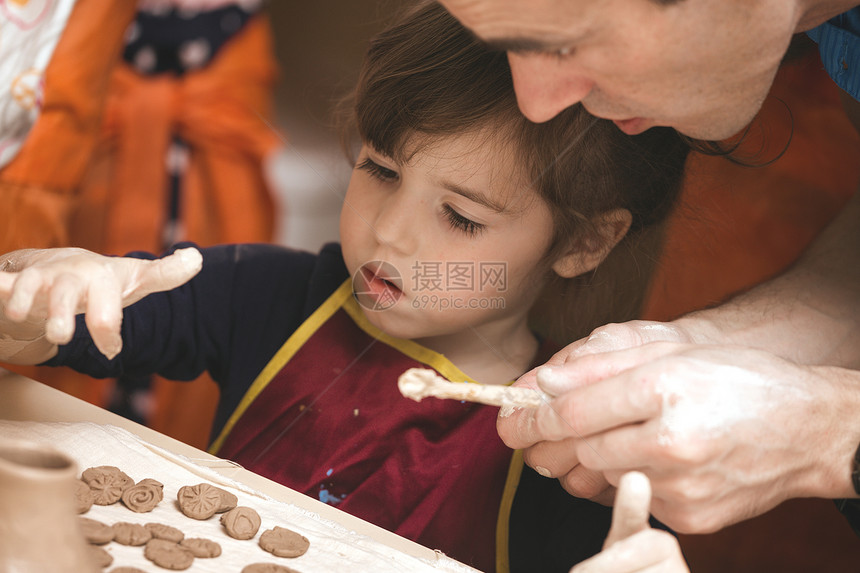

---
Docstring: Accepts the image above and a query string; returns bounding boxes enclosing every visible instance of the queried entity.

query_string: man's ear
[551,209,632,278]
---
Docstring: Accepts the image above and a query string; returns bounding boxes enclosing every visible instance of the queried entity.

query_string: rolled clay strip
[397,368,548,408]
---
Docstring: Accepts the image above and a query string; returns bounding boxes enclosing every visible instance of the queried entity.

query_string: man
[439,0,860,564]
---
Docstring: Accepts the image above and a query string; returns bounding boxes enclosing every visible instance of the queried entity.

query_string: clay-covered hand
[497,320,694,506]
[0,247,202,364]
[569,472,689,573]
[498,323,860,533]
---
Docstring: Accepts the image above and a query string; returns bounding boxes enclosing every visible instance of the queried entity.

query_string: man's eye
[443,205,484,237]
[356,157,399,181]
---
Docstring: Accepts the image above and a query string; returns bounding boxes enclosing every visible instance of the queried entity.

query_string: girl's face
[340,133,564,343]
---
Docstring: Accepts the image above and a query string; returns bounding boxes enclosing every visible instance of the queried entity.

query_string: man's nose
[507,52,594,123]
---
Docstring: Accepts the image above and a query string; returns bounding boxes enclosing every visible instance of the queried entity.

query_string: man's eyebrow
[442,181,508,213]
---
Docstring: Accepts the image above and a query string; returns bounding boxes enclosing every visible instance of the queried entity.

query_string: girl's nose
[372,193,417,254]
[507,52,594,123]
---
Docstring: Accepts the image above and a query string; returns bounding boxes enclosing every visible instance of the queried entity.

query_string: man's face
[440,0,798,139]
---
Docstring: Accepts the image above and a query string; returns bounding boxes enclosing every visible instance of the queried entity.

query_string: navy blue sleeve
[46,242,349,437]
[46,243,318,387]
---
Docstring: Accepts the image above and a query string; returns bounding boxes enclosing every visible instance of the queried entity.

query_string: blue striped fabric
[807,8,860,101]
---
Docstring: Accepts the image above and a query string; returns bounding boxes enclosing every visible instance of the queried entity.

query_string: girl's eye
[357,157,399,182]
[443,204,484,237]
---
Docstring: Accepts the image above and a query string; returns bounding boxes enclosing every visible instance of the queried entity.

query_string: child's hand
[0,247,202,363]
[569,472,689,573]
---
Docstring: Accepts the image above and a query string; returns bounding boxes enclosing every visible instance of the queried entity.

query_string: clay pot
[0,437,97,573]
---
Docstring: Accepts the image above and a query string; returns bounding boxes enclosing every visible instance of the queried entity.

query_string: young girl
[0,2,689,571]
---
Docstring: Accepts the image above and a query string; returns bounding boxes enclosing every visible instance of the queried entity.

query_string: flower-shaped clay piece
[121,478,164,512]
[82,466,134,505]
[177,483,224,520]
[259,526,310,558]
[220,506,262,540]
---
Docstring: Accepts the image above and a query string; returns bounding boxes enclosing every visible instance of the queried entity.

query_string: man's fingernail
[535,466,552,478]
[536,366,565,393]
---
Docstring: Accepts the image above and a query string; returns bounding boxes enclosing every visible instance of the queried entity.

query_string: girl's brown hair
[344,0,691,344]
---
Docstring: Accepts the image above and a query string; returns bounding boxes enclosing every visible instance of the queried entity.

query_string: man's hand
[499,321,695,506]
[499,322,860,533]
[570,472,689,573]
[0,247,202,363]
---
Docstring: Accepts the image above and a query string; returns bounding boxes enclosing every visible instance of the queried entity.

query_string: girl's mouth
[354,261,404,310]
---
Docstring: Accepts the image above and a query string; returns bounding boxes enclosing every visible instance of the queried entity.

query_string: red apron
[210,281,521,572]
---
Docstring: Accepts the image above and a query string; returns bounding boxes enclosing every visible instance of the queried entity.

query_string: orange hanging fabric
[0,0,136,252]
[72,14,282,255]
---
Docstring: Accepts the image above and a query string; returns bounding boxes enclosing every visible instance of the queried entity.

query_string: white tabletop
[0,371,474,568]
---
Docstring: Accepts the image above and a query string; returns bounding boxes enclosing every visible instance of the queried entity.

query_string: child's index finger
[127,248,203,301]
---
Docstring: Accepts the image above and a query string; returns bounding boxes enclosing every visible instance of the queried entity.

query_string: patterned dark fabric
[123,4,256,76]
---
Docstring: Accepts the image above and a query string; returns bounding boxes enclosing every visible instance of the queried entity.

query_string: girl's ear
[551,209,633,278]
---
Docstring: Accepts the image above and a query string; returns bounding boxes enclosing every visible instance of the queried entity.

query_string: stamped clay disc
[79,517,115,545]
[258,526,310,558]
[177,483,224,520]
[242,563,302,573]
[144,539,195,571]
